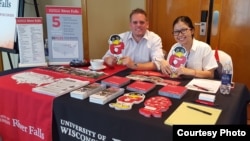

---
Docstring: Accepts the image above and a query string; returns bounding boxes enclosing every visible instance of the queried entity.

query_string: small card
[198,93,215,102]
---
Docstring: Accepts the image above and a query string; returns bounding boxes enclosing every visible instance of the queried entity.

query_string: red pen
[193,84,209,91]
[195,99,218,106]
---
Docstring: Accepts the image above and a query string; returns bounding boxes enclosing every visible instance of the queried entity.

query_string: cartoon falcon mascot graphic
[109,34,124,55]
[169,46,187,67]
[168,46,187,77]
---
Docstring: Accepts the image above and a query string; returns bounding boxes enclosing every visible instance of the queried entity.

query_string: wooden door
[211,0,250,88]
[147,0,250,89]
[147,0,210,52]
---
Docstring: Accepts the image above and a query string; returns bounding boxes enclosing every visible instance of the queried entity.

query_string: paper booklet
[126,81,156,94]
[158,85,188,99]
[32,78,90,97]
[101,75,130,87]
[70,83,106,100]
[89,87,125,105]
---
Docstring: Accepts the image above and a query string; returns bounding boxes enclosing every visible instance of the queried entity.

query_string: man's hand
[104,56,117,67]
[120,56,135,68]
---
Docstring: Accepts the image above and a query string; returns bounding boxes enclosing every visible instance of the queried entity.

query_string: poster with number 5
[46,6,83,65]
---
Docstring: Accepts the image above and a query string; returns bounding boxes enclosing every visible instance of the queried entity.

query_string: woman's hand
[175,65,186,76]
[160,60,172,75]
[175,65,197,77]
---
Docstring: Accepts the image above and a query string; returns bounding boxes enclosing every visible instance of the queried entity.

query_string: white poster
[0,0,19,50]
[46,6,83,65]
[16,17,47,67]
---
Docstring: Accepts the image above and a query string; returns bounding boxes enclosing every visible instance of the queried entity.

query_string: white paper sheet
[185,78,221,94]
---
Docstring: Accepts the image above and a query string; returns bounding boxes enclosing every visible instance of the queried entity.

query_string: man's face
[129,13,149,38]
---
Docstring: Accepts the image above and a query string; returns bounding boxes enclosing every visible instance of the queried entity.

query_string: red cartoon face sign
[109,92,145,110]
[168,46,188,78]
[139,96,172,118]
[108,34,124,56]
[169,46,187,68]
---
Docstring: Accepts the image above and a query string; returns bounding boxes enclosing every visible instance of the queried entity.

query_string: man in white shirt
[103,8,164,71]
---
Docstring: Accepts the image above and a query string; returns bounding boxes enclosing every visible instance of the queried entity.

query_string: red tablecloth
[0,72,54,141]
[0,65,126,141]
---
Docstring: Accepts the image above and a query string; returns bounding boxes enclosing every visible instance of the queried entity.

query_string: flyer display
[16,17,47,67]
[46,6,83,65]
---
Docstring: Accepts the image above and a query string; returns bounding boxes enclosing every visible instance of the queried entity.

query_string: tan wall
[2,0,145,70]
[33,0,145,59]
[86,0,145,59]
[2,0,81,70]
[38,0,81,40]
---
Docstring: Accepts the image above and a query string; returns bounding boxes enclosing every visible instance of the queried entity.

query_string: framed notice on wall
[46,6,83,65]
[16,17,47,67]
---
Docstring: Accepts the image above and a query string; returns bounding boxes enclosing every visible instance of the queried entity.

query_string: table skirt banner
[0,65,127,141]
[0,72,54,141]
[53,95,172,141]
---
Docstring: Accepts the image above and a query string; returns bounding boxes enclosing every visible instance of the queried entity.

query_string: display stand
[15,0,47,68]
[46,6,84,65]
[33,0,40,17]
[16,17,47,68]
[0,0,40,70]
[0,0,23,70]
[7,53,14,69]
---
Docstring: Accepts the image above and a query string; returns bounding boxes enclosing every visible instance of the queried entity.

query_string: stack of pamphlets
[70,83,106,100]
[89,87,124,105]
[32,78,90,97]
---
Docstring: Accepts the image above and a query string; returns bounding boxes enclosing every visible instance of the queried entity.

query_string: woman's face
[173,21,193,46]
